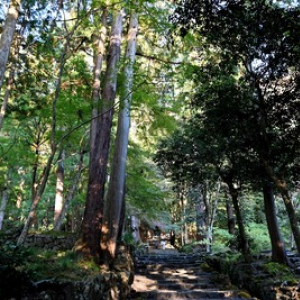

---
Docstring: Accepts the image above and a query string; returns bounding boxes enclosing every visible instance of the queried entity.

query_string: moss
[200,262,213,272]
[0,245,101,282]
[262,262,296,282]
[237,290,252,299]
[28,230,77,237]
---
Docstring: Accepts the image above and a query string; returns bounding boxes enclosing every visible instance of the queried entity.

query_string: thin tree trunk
[117,187,126,242]
[0,67,14,131]
[224,177,250,259]
[17,18,75,245]
[0,189,9,230]
[54,151,84,231]
[80,10,122,260]
[180,188,188,246]
[195,184,205,241]
[263,181,289,265]
[16,169,25,209]
[54,150,65,223]
[17,152,56,245]
[0,0,20,92]
[100,9,138,265]
[207,180,221,253]
[225,190,235,234]
[0,168,12,230]
[130,215,140,244]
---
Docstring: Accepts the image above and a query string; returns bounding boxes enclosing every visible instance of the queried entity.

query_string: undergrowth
[0,243,100,282]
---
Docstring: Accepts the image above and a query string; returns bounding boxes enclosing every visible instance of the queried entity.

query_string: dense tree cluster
[155,0,300,263]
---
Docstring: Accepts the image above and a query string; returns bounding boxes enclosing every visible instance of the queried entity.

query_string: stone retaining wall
[23,234,77,250]
[0,233,134,300]
[204,254,300,300]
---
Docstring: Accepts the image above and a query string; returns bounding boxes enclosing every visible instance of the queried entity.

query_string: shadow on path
[131,246,257,300]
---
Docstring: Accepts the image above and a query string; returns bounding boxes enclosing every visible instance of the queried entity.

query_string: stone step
[132,253,256,300]
[136,265,203,273]
[143,289,238,299]
[136,255,203,263]
[140,275,213,284]
[155,282,218,290]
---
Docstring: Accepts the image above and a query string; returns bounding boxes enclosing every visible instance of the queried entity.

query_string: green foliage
[262,262,296,282]
[122,231,136,247]
[212,228,233,253]
[0,244,34,268]
[0,244,100,282]
[246,223,270,254]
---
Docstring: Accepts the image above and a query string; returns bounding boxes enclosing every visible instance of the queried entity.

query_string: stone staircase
[131,252,257,300]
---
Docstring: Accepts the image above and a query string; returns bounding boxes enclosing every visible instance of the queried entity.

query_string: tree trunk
[17,13,74,244]
[0,168,12,230]
[130,215,140,244]
[54,150,65,223]
[16,168,25,209]
[80,10,122,260]
[181,193,189,246]
[225,191,235,234]
[17,152,56,245]
[195,184,205,241]
[0,0,20,92]
[262,158,300,257]
[0,188,9,230]
[54,150,84,231]
[207,180,220,253]
[225,178,250,259]
[78,9,108,256]
[0,67,14,131]
[263,181,289,265]
[100,9,138,265]
[117,190,126,242]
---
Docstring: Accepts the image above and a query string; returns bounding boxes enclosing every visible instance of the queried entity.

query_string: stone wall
[23,234,77,250]
[229,262,300,300]
[0,233,134,300]
[204,254,300,300]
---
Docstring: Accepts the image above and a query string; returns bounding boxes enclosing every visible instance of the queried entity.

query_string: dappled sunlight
[16,247,101,281]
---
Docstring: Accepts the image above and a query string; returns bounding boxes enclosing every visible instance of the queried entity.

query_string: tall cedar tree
[79,10,123,260]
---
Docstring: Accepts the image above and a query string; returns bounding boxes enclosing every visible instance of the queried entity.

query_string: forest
[1,0,300,296]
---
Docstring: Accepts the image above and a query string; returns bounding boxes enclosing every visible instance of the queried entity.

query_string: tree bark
[54,151,84,231]
[0,188,9,230]
[225,191,236,234]
[261,158,300,256]
[17,152,56,245]
[117,187,126,242]
[54,150,65,223]
[130,215,140,244]
[0,67,14,131]
[253,79,300,257]
[80,10,122,260]
[0,168,12,230]
[100,9,138,265]
[0,0,20,92]
[263,181,289,265]
[224,177,250,259]
[207,180,220,253]
[79,9,108,256]
[194,184,205,241]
